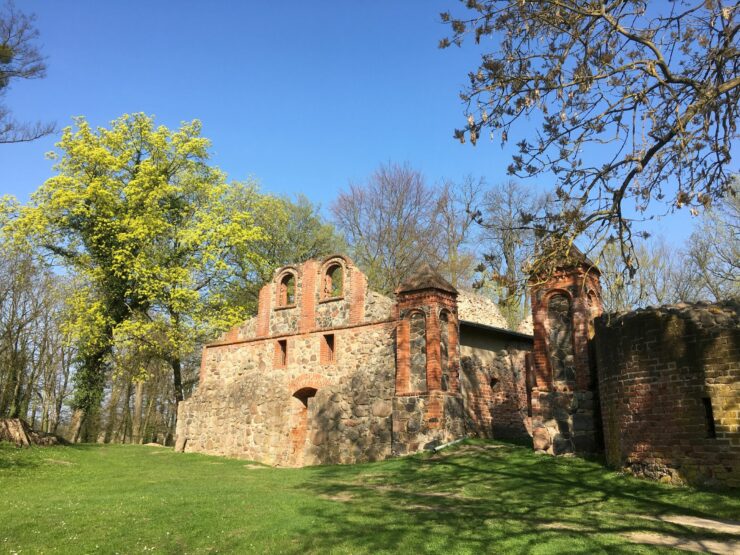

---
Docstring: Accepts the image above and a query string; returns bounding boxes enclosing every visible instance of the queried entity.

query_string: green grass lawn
[1,440,738,554]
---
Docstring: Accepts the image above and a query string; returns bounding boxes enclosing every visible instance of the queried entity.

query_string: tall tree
[332,162,443,295]
[434,176,484,288]
[598,238,700,312]
[0,1,54,143]
[441,1,740,275]
[473,180,546,328]
[686,183,740,300]
[7,113,265,439]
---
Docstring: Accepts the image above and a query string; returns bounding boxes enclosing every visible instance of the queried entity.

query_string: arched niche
[439,310,453,391]
[277,271,296,307]
[408,311,427,392]
[546,291,575,383]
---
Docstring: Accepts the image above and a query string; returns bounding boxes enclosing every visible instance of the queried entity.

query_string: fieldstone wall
[458,323,533,440]
[594,301,740,487]
[392,393,465,455]
[457,290,508,329]
[177,322,396,466]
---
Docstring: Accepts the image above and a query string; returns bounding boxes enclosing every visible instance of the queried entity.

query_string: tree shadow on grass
[293,441,740,554]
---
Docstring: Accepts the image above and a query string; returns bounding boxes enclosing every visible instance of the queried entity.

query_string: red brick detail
[530,268,602,391]
[396,290,458,394]
[256,284,271,337]
[223,326,239,343]
[396,319,410,393]
[289,372,332,392]
[426,309,442,391]
[299,260,318,333]
[349,269,366,325]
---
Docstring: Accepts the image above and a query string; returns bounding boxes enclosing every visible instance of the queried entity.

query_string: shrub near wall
[594,301,740,487]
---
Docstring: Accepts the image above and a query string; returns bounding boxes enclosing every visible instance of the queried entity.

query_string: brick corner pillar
[256,283,272,337]
[528,254,603,456]
[349,268,367,325]
[394,264,464,446]
[299,260,318,333]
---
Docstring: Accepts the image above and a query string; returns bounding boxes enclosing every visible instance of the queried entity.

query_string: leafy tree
[0,1,54,143]
[7,113,265,439]
[332,162,445,295]
[441,1,740,274]
[0,240,74,431]
[226,193,345,313]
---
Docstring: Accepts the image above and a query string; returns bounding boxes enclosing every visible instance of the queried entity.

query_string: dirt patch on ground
[243,464,266,470]
[43,459,73,466]
[624,532,740,554]
[538,522,592,532]
[320,491,354,502]
[641,515,740,536]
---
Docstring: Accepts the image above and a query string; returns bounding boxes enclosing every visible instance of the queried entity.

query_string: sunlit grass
[1,439,738,554]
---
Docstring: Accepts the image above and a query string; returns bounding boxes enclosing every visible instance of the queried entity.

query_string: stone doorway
[289,387,317,465]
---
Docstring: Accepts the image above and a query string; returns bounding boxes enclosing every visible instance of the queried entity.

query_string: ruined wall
[594,301,740,487]
[177,322,396,466]
[459,324,532,440]
[177,256,398,467]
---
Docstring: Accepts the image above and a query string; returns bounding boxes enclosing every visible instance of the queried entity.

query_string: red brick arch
[288,373,332,393]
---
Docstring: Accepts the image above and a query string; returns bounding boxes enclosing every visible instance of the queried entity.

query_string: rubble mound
[0,418,67,447]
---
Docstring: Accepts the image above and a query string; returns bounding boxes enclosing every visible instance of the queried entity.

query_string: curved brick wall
[594,301,740,487]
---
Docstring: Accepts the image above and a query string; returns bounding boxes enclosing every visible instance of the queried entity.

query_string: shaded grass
[0,439,738,554]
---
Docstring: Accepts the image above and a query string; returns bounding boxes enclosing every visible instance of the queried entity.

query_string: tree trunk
[69,408,85,443]
[132,381,144,444]
[104,380,122,443]
[171,357,184,404]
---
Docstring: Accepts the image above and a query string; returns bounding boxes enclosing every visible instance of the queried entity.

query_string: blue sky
[0,1,708,243]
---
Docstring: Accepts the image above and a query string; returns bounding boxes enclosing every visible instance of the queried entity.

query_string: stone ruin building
[176,253,740,488]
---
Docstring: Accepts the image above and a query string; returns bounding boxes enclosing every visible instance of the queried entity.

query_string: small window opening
[322,264,343,298]
[275,339,288,368]
[702,397,717,439]
[279,274,295,306]
[490,377,499,389]
[321,333,335,364]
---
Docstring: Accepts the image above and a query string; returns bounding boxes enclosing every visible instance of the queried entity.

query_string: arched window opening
[409,312,427,392]
[440,311,450,391]
[547,293,575,383]
[322,263,343,298]
[279,273,296,306]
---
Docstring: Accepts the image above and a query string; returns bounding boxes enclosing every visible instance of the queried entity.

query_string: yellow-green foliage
[6,113,277,384]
